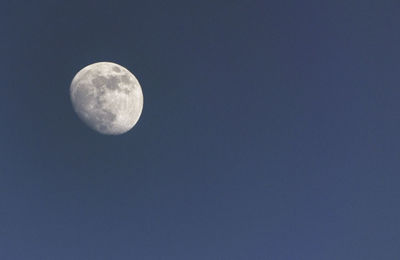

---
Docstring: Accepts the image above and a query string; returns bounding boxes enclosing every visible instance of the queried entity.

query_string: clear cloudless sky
[1,0,399,259]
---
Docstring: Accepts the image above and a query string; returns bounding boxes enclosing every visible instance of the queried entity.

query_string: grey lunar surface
[70,62,143,135]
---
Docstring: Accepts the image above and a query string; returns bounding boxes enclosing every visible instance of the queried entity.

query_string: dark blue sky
[1,0,400,259]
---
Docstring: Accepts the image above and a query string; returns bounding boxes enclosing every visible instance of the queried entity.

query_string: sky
[1,0,400,259]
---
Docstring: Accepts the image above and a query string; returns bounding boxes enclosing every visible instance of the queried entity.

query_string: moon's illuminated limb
[70,62,143,135]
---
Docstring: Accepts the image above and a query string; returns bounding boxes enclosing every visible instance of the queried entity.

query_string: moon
[70,62,143,135]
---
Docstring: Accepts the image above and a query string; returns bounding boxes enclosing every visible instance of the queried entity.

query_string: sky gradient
[1,0,400,259]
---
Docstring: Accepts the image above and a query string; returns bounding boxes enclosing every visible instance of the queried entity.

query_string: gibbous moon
[70,62,143,135]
